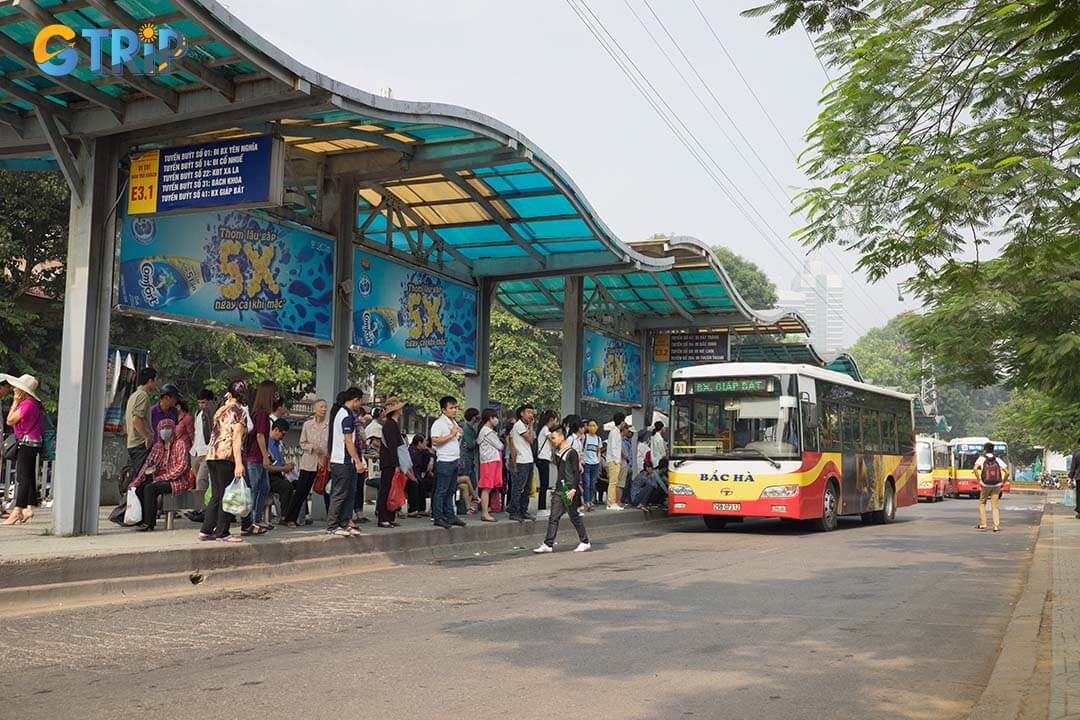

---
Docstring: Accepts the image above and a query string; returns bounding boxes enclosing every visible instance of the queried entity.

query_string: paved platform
[1047,496,1080,719]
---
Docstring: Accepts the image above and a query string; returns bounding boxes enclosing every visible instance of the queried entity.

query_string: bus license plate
[713,503,740,511]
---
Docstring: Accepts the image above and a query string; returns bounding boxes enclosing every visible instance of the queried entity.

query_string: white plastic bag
[222,476,252,517]
[1064,487,1076,509]
[123,486,142,525]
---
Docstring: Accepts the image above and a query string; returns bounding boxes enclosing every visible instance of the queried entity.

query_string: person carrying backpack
[1069,437,1080,519]
[974,442,1008,532]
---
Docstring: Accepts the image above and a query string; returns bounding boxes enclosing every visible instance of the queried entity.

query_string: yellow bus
[916,435,951,501]
[949,437,1010,498]
[667,363,917,532]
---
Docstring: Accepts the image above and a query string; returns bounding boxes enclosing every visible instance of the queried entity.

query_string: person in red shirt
[131,418,191,531]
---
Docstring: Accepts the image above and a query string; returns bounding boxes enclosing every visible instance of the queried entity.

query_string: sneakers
[328,527,351,537]
[520,513,536,521]
[433,519,452,529]
[573,542,591,552]
[451,518,467,527]
[533,543,553,553]
[508,514,524,522]
[607,504,624,511]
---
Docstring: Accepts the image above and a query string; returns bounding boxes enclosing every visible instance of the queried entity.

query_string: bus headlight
[670,484,696,496]
[760,485,799,498]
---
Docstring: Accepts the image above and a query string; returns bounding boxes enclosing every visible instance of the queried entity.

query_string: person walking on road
[199,379,249,543]
[376,396,407,528]
[124,367,158,490]
[975,441,1009,532]
[534,419,591,554]
[2,374,44,526]
[282,399,327,527]
[326,388,365,537]
[1069,437,1080,519]
[508,404,536,521]
[476,409,504,522]
[430,396,466,529]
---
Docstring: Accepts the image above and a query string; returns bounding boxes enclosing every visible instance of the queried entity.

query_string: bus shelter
[0,0,814,534]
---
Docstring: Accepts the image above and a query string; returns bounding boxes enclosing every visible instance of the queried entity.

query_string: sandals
[217,535,243,543]
[378,522,394,528]
[975,525,987,530]
[481,516,497,523]
[242,525,269,536]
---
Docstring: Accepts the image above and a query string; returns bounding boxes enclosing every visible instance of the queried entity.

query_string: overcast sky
[220,0,918,345]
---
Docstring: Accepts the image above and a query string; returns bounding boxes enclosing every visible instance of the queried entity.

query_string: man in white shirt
[974,442,1009,532]
[430,395,466,529]
[650,421,667,466]
[327,388,366,537]
[605,412,626,509]
[508,404,536,521]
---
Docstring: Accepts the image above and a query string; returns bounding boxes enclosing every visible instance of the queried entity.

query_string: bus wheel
[703,515,727,531]
[873,482,897,524]
[810,481,839,532]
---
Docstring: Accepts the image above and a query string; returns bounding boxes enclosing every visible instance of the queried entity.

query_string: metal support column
[53,137,119,535]
[464,277,495,410]
[315,176,356,404]
[631,329,649,432]
[560,276,584,420]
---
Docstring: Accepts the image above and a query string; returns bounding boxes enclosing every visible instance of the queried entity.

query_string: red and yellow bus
[667,363,917,532]
[949,437,1010,498]
[916,436,951,501]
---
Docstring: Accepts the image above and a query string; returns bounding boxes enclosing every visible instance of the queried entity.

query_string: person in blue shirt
[266,418,295,527]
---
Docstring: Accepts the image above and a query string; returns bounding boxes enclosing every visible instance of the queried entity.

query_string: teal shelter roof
[823,352,864,382]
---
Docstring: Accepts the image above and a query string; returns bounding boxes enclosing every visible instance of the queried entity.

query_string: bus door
[840,407,871,513]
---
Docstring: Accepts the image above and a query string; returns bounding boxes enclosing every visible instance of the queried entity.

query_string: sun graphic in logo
[137,23,158,44]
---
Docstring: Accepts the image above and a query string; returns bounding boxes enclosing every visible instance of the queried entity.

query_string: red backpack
[982,456,1003,485]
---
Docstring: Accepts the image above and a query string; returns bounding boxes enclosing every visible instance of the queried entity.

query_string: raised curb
[0,510,688,616]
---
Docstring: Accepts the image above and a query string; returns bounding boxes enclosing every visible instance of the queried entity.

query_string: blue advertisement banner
[352,250,478,370]
[127,136,282,216]
[117,209,335,344]
[583,329,642,406]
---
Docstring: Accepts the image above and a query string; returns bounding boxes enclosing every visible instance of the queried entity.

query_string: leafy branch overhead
[746,0,1080,399]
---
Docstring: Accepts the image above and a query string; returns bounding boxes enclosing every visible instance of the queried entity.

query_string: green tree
[994,389,1080,456]
[350,354,462,416]
[711,245,779,309]
[745,0,1080,399]
[489,307,561,413]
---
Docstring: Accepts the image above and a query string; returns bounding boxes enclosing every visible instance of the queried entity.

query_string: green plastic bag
[204,485,212,507]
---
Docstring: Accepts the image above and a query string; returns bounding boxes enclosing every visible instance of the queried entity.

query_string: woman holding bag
[476,408,504,523]
[199,379,249,543]
[282,399,328,528]
[3,374,44,526]
[375,396,407,528]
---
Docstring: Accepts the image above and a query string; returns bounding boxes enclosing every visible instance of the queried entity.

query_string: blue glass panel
[483,173,555,195]
[538,240,605,254]
[407,126,476,141]
[437,225,511,246]
[512,219,590,240]
[459,245,528,260]
[472,162,534,175]
[505,194,575,219]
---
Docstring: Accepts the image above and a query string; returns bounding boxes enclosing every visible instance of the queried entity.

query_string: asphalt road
[3,495,1043,720]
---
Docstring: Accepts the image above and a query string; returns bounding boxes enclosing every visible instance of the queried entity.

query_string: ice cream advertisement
[352,250,478,370]
[583,328,643,406]
[117,209,335,343]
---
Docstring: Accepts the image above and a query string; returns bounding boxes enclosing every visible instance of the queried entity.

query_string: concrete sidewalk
[1047,496,1080,719]
[0,501,683,615]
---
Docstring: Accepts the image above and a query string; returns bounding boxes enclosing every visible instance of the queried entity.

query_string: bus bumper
[667,494,813,520]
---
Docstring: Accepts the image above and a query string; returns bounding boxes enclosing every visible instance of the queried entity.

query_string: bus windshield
[917,442,933,472]
[671,375,800,460]
[954,444,1008,470]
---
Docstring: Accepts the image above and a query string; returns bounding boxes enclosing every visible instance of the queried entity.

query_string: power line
[564,0,871,338]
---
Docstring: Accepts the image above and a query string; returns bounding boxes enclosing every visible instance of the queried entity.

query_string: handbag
[312,456,330,495]
[108,502,128,526]
[387,468,407,512]
[2,435,17,462]
[123,486,143,525]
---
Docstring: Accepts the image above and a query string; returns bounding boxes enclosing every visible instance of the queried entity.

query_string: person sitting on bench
[131,418,192,531]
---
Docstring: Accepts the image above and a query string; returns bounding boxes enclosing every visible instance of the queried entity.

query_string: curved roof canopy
[0,0,809,338]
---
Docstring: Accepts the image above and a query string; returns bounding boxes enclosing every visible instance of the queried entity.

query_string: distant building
[776,261,845,354]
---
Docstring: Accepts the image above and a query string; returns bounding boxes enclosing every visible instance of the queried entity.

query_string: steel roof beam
[444,173,545,265]
[13,0,180,111]
[38,109,82,203]
[0,76,73,126]
[650,272,692,322]
[0,106,24,136]
[360,182,473,269]
[83,0,237,101]
[257,121,413,155]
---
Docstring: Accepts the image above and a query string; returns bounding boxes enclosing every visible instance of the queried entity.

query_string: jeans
[509,461,534,517]
[326,462,356,530]
[583,463,600,505]
[433,460,458,524]
[536,459,551,511]
[543,491,589,547]
[243,462,269,528]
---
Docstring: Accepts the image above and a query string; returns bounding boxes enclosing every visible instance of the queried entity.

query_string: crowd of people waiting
[2,366,670,538]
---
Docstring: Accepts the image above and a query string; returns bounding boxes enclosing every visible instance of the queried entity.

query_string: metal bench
[162,491,199,530]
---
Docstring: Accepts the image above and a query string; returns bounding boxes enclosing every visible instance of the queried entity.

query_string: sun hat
[382,396,405,415]
[7,373,39,400]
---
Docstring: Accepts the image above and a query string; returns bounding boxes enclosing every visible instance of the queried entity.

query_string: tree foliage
[489,307,561,414]
[712,245,779,308]
[993,389,1080,456]
[749,1,1080,400]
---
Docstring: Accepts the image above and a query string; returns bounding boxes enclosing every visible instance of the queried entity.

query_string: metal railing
[1,455,55,507]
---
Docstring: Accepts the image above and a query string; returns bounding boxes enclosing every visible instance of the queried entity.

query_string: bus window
[898,409,914,454]
[917,442,933,472]
[934,445,949,470]
[842,408,862,453]
[880,413,897,454]
[821,403,841,451]
[801,401,819,452]
[864,410,882,453]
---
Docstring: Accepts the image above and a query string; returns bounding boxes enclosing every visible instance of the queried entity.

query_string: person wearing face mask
[476,408,504,522]
[130,418,192,531]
